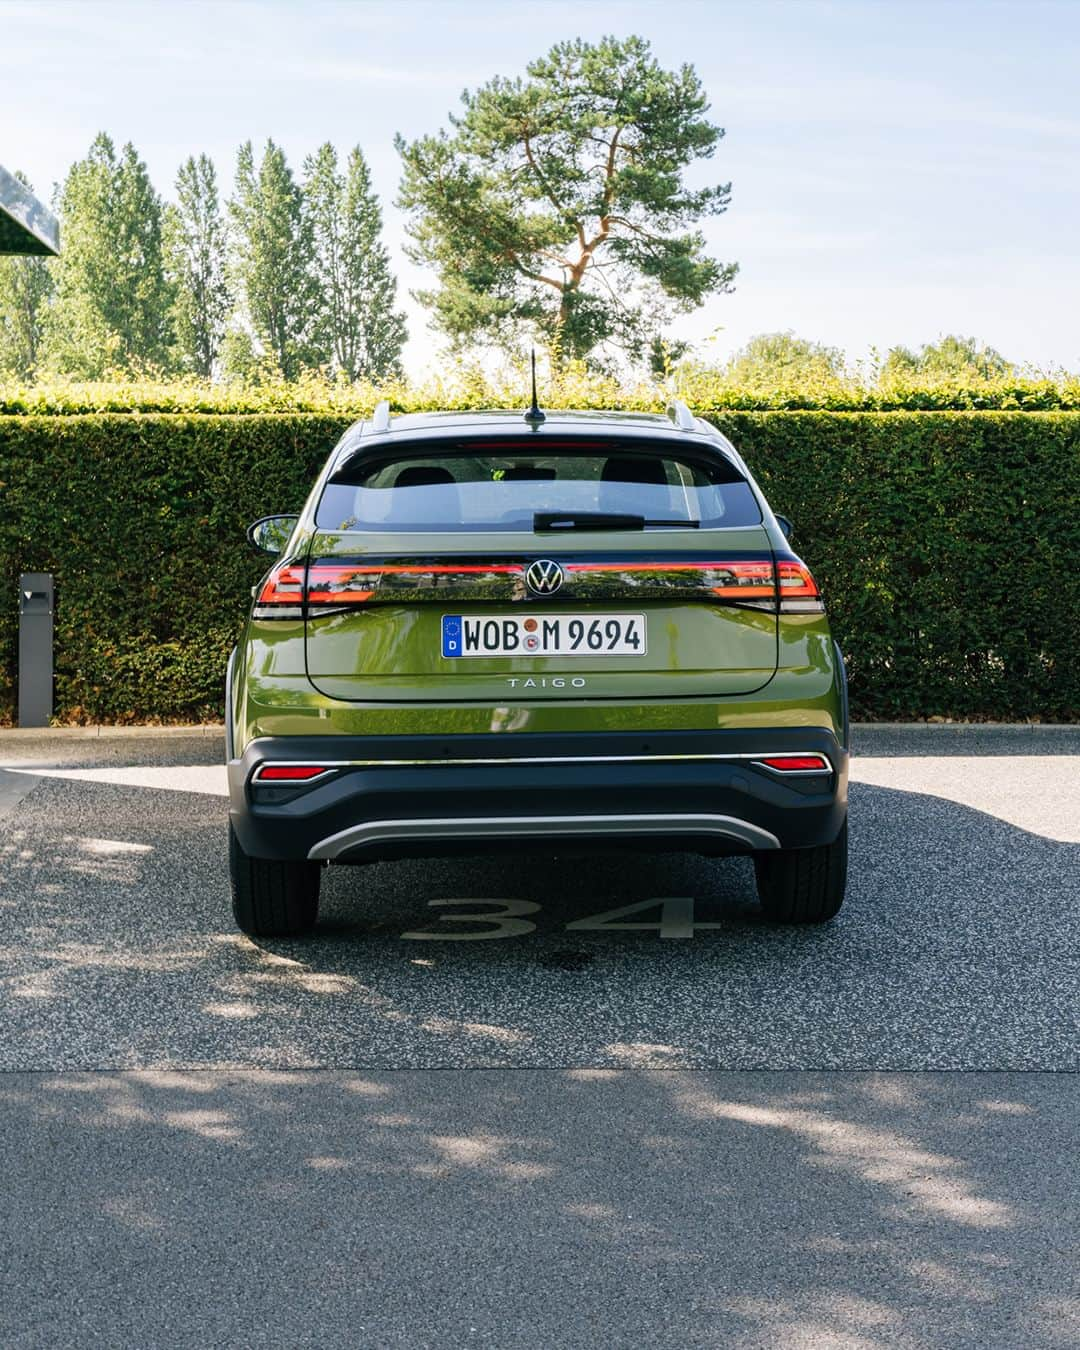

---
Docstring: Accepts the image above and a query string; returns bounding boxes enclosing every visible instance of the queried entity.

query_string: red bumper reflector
[256,765,332,781]
[757,755,830,772]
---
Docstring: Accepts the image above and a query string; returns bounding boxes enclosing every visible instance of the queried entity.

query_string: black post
[18,572,53,727]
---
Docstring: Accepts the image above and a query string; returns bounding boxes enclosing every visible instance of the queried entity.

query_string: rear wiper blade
[533,512,700,532]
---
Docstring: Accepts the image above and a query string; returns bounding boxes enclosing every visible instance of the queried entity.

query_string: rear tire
[229,822,321,936]
[754,817,848,924]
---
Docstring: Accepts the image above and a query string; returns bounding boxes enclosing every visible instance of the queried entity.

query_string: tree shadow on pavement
[0,1067,1075,1349]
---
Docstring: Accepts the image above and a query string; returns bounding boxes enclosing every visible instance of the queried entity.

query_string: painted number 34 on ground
[401,897,724,941]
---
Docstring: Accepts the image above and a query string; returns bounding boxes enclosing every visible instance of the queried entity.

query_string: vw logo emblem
[525,559,564,596]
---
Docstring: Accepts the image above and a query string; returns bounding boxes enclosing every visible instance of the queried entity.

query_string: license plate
[442,613,647,658]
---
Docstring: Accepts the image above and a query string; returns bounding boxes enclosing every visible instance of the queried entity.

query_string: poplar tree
[0,172,55,378]
[43,133,174,376]
[165,155,230,377]
[228,140,317,379]
[304,143,407,381]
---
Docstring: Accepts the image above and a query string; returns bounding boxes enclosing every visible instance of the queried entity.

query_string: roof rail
[666,400,697,432]
[370,399,392,433]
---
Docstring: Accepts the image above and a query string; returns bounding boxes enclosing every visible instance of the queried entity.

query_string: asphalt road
[1,726,1077,1348]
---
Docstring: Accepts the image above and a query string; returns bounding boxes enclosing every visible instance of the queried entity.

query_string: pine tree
[43,133,174,376]
[304,143,407,381]
[0,172,55,378]
[228,140,318,379]
[166,155,230,377]
[396,35,735,365]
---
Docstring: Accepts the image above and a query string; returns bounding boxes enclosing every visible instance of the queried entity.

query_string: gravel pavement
[0,726,1076,1348]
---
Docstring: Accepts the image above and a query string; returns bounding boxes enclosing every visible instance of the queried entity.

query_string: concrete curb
[853,722,1076,731]
[0,724,223,740]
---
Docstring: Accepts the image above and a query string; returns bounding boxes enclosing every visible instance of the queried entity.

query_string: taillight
[756,754,831,773]
[777,560,824,612]
[252,562,305,619]
[306,566,375,606]
[709,561,775,599]
[252,563,374,618]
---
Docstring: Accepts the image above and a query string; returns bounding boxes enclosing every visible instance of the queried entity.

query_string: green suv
[227,400,849,935]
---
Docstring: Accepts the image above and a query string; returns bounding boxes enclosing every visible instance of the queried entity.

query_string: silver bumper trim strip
[254,749,833,773]
[308,812,780,860]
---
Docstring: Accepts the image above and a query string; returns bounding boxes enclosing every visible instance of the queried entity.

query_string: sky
[3,0,1079,375]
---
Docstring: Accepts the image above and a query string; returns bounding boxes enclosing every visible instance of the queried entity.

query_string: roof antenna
[523,349,545,426]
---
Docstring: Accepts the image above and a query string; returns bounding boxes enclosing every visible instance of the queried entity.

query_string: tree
[396,34,736,365]
[303,143,407,381]
[228,140,318,379]
[647,332,690,378]
[882,334,1012,382]
[43,133,174,376]
[724,331,846,384]
[0,171,55,378]
[165,155,230,377]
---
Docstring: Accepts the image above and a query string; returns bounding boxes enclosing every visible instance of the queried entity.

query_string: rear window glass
[317,445,762,532]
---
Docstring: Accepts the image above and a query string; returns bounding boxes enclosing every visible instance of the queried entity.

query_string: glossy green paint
[230,413,845,756]
[304,523,779,701]
[305,602,776,701]
[234,611,842,749]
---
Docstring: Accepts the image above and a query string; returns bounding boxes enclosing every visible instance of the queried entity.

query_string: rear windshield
[317,444,762,532]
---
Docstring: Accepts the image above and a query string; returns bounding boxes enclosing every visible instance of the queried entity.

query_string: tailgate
[303,528,779,701]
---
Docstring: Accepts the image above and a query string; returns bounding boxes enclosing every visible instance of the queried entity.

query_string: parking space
[1,728,1077,1073]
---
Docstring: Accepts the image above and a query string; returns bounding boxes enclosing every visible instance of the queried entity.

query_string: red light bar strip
[565,560,767,572]
[312,560,773,577]
[314,563,522,576]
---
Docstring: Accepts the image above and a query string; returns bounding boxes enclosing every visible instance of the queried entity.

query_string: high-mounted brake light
[756,755,831,773]
[255,764,334,782]
[777,560,824,612]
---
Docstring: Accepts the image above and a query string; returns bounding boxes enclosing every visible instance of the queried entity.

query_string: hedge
[3,373,1080,415]
[1,411,1077,723]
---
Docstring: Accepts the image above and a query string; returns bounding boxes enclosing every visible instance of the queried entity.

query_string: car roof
[378,408,685,433]
[335,405,734,459]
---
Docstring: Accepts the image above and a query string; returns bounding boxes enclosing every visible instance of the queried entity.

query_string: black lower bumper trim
[229,728,847,863]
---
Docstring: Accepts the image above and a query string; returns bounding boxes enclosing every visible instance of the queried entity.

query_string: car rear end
[228,409,848,933]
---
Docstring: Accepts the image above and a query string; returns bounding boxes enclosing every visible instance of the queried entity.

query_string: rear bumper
[228,729,848,863]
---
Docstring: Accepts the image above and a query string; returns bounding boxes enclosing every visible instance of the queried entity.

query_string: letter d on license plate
[442,613,646,658]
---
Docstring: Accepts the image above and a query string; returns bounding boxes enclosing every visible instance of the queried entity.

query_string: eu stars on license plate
[442,614,647,658]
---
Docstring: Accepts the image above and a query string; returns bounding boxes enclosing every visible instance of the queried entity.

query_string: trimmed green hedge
[0,415,345,723]
[723,412,1079,722]
[1,411,1077,723]
[3,373,1080,415]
